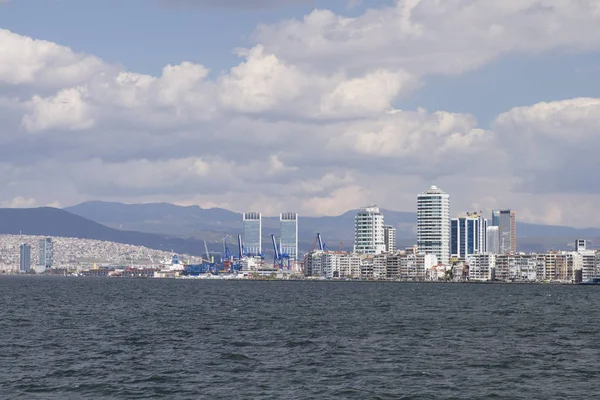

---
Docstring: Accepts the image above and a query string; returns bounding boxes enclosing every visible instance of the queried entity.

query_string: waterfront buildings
[38,237,53,269]
[450,212,487,258]
[467,253,495,281]
[243,212,262,256]
[354,205,386,255]
[384,225,397,253]
[491,209,517,253]
[280,213,298,261]
[19,244,31,273]
[417,185,450,266]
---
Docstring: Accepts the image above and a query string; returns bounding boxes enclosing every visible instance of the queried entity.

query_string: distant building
[450,212,487,258]
[417,185,450,265]
[383,225,396,253]
[279,213,298,262]
[38,237,53,269]
[486,226,500,254]
[243,212,262,256]
[19,244,31,273]
[575,239,587,252]
[354,205,386,255]
[491,209,516,253]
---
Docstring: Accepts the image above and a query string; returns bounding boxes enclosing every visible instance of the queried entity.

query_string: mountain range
[65,201,600,253]
[0,201,597,257]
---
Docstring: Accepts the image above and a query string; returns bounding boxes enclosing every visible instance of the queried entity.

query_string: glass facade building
[20,243,31,273]
[491,210,516,253]
[38,237,53,269]
[451,212,487,258]
[280,213,298,261]
[243,212,262,256]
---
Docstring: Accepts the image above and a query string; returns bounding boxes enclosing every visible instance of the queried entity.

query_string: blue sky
[1,0,600,226]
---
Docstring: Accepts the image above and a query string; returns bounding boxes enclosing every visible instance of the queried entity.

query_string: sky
[1,0,600,227]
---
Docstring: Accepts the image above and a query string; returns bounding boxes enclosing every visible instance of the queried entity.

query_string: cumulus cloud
[493,98,600,195]
[0,29,109,88]
[2,0,600,227]
[253,0,600,76]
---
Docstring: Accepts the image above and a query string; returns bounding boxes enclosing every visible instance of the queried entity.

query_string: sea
[1,276,599,399]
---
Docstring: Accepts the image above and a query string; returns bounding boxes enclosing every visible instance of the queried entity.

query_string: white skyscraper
[384,225,397,253]
[417,185,450,266]
[354,205,386,255]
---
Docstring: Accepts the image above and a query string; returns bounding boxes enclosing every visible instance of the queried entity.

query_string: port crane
[271,234,291,270]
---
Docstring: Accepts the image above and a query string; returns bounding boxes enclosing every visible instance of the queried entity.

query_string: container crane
[223,235,232,262]
[271,234,280,268]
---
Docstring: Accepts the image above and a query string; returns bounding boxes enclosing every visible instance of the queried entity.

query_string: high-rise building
[19,244,31,273]
[486,226,500,254]
[384,225,397,253]
[417,185,450,266]
[450,212,487,258]
[491,209,516,253]
[354,205,386,254]
[38,237,53,269]
[243,212,262,256]
[280,213,298,261]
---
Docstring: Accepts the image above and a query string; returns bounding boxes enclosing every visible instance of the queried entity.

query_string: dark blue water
[1,277,599,399]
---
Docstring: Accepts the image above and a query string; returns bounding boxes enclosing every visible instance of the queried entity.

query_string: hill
[0,207,219,257]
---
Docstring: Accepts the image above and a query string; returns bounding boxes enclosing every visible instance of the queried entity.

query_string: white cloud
[493,97,600,195]
[218,45,415,118]
[0,29,108,88]
[22,87,94,132]
[253,0,600,76]
[2,196,37,208]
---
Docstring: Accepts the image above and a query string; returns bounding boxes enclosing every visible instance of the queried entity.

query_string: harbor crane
[271,234,291,270]
[222,235,232,262]
[238,234,244,259]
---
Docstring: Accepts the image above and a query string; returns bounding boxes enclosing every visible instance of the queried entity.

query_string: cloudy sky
[1,0,600,226]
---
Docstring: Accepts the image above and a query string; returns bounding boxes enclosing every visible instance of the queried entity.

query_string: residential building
[417,185,450,265]
[280,213,298,261]
[467,253,495,281]
[383,225,396,253]
[354,205,386,255]
[243,212,262,256]
[339,254,361,278]
[19,243,31,273]
[38,237,53,269]
[450,212,487,258]
[373,254,387,280]
[491,209,516,253]
[322,253,340,279]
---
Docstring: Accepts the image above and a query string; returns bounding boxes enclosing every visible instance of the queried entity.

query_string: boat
[580,277,600,285]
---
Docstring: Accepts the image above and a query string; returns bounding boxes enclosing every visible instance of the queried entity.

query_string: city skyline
[0,1,599,228]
